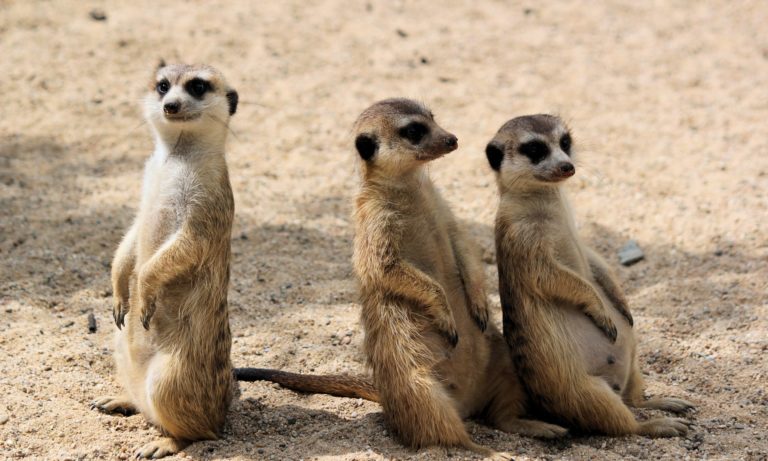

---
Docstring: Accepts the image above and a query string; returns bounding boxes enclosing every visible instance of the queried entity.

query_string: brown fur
[235,368,379,401]
[354,100,571,456]
[92,63,238,459]
[489,114,695,437]
[236,100,565,458]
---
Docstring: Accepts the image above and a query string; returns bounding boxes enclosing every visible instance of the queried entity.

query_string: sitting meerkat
[487,114,695,437]
[91,62,239,459]
[239,99,567,456]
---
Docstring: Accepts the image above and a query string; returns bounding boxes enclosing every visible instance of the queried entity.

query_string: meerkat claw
[472,308,488,332]
[444,329,459,347]
[586,312,617,343]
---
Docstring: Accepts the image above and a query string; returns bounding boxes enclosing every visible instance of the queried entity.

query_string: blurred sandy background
[1,1,766,459]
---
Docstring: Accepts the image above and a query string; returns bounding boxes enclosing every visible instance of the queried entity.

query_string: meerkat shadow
[230,192,357,321]
[187,400,395,459]
[0,134,139,301]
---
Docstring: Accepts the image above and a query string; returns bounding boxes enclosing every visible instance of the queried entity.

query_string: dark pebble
[618,240,645,266]
[89,9,107,21]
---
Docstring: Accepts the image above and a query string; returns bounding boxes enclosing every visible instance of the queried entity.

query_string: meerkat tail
[233,368,379,402]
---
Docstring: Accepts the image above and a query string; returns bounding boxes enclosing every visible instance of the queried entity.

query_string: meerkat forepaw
[623,310,634,327]
[584,310,617,343]
[441,327,459,348]
[472,310,488,332]
[615,301,634,327]
[469,300,490,332]
[136,288,157,330]
[140,299,157,330]
[113,299,128,329]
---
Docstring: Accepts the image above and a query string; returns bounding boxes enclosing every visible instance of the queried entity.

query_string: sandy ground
[1,0,767,460]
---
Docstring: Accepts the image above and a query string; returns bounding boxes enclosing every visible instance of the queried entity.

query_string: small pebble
[618,240,645,266]
[88,313,97,333]
[89,9,107,21]
[0,413,8,425]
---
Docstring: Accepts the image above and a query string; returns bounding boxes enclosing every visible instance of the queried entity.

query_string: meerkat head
[144,61,238,139]
[353,98,458,176]
[485,114,574,190]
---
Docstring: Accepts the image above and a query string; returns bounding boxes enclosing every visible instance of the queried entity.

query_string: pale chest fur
[136,150,195,265]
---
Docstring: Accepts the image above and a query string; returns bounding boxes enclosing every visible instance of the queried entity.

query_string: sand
[1,0,766,459]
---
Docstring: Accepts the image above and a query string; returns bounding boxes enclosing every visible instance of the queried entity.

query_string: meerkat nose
[558,162,575,175]
[164,102,181,115]
[444,135,458,149]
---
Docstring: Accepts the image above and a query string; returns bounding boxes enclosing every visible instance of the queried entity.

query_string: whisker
[206,114,239,141]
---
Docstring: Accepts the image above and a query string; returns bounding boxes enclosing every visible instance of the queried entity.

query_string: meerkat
[238,99,568,457]
[487,114,695,437]
[91,62,239,459]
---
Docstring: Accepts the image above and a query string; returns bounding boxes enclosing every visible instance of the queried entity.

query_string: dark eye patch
[518,140,550,164]
[185,78,212,99]
[156,79,170,96]
[398,122,429,144]
[560,133,572,155]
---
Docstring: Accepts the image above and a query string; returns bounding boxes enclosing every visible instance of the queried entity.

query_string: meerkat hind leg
[637,417,692,438]
[134,437,189,459]
[637,397,695,413]
[91,395,137,416]
[496,418,569,439]
[623,360,695,414]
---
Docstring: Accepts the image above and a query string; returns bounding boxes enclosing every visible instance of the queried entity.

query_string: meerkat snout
[163,101,181,115]
[557,161,575,177]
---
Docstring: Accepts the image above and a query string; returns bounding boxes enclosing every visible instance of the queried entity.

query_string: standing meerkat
[91,62,239,458]
[487,114,695,437]
[236,99,567,456]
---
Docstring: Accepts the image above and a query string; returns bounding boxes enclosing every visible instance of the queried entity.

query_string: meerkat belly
[402,218,491,415]
[562,300,635,390]
[434,272,492,416]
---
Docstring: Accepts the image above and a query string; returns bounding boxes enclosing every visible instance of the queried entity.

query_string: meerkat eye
[185,78,212,99]
[156,80,170,96]
[518,140,550,164]
[560,133,572,155]
[399,122,429,144]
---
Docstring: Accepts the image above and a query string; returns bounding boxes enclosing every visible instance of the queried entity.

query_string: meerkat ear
[157,58,167,70]
[226,90,239,116]
[485,141,504,171]
[355,133,378,161]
